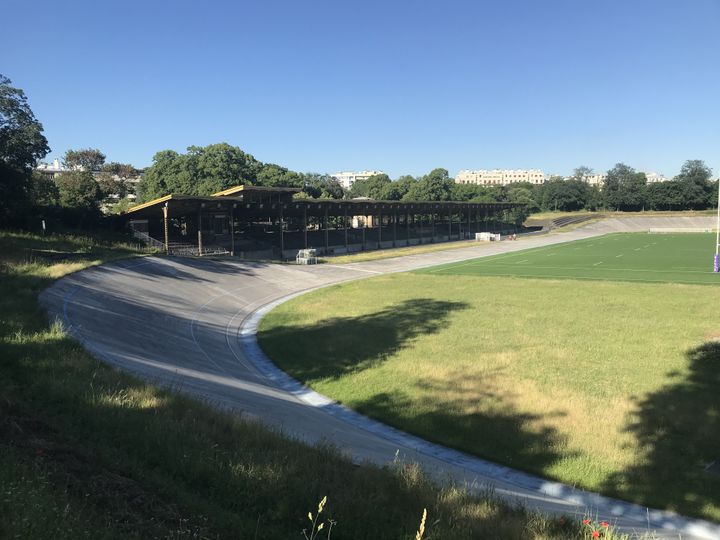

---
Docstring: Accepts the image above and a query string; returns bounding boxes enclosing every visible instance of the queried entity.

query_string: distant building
[331,170,385,189]
[645,172,668,183]
[579,174,606,187]
[455,169,546,186]
[35,158,66,178]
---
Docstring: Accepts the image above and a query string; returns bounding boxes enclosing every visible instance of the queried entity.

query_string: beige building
[455,169,546,186]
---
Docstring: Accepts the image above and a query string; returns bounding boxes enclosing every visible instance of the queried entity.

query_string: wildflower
[601,521,609,528]
[582,518,591,525]
[592,531,600,538]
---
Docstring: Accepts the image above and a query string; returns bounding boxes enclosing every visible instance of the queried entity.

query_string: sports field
[420,232,720,284]
[258,232,720,521]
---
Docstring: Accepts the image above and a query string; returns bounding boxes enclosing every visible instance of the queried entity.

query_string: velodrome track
[41,216,719,539]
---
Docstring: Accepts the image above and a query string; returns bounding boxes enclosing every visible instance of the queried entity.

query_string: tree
[571,166,593,182]
[540,177,589,211]
[0,74,50,221]
[63,148,106,171]
[256,163,304,188]
[29,171,59,206]
[402,168,453,201]
[55,170,101,210]
[349,174,391,199]
[0,75,49,170]
[646,181,686,210]
[674,159,713,210]
[302,173,344,199]
[137,143,264,201]
[603,163,646,211]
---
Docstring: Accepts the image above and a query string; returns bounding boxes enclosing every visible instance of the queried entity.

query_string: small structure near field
[476,232,501,242]
[296,248,317,265]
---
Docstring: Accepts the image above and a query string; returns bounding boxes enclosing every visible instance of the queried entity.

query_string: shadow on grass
[1,265,569,539]
[353,375,568,475]
[258,298,469,381]
[603,342,720,518]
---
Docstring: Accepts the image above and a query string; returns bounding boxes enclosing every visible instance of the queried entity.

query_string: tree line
[1,72,716,230]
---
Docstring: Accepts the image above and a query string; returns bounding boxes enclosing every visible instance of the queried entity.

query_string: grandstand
[124,185,525,259]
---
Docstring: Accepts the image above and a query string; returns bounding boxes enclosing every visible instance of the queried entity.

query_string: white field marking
[616,254,624,258]
[593,262,604,266]
[515,260,529,264]
[634,248,641,251]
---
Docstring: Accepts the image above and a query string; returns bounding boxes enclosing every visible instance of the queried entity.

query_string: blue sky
[3,0,718,178]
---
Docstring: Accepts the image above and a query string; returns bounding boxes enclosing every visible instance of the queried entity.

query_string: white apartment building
[35,158,65,178]
[645,172,668,183]
[580,174,606,186]
[455,169,546,186]
[330,170,385,189]
[579,172,667,187]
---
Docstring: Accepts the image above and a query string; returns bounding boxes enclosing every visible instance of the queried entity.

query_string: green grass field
[421,233,720,284]
[259,232,720,522]
[2,230,590,539]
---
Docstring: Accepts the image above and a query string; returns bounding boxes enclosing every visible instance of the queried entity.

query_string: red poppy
[601,521,609,528]
[592,531,600,538]
[582,518,591,525]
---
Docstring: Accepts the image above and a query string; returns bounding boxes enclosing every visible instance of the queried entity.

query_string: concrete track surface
[41,217,720,539]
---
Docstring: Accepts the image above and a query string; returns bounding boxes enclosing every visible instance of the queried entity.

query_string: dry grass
[1,229,600,539]
[259,272,720,521]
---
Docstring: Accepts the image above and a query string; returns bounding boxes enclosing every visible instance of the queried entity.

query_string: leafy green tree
[0,75,49,170]
[402,168,453,201]
[646,181,686,210]
[63,148,106,171]
[29,171,59,206]
[137,143,264,201]
[540,177,589,211]
[603,163,646,211]
[674,159,713,209]
[0,74,50,221]
[378,175,416,200]
[256,163,304,188]
[349,174,391,199]
[103,162,138,178]
[571,166,593,181]
[302,173,344,199]
[55,170,101,210]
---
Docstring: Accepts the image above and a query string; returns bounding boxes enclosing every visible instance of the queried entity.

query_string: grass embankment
[1,230,590,539]
[259,234,720,522]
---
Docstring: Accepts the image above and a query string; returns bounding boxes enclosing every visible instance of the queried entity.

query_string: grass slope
[422,233,719,284]
[1,230,586,539]
[259,234,720,522]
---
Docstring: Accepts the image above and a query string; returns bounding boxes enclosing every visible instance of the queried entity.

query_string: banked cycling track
[41,217,720,539]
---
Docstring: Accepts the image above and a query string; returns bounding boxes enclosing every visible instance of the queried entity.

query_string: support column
[303,206,308,249]
[393,211,397,247]
[279,205,284,256]
[362,215,366,250]
[466,209,471,241]
[324,207,329,252]
[230,205,235,256]
[378,211,382,248]
[343,206,348,250]
[197,209,203,256]
[406,212,410,245]
[162,203,169,255]
[431,213,435,243]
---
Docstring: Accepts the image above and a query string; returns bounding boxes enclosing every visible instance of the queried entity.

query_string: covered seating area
[124,185,525,260]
